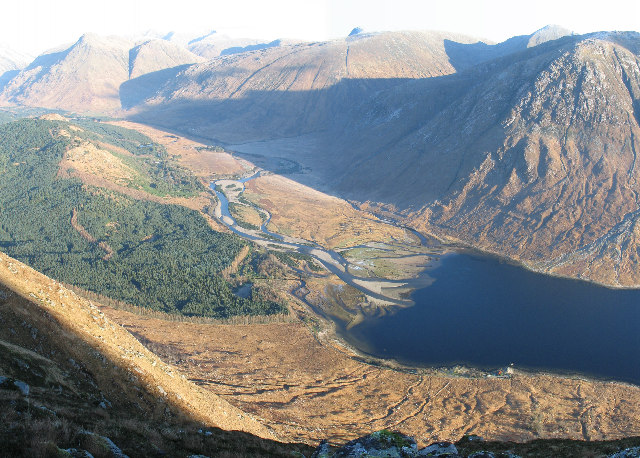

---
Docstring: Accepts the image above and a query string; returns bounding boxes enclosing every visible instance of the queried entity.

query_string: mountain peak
[77,32,100,45]
[129,38,203,79]
[527,24,573,47]
[348,27,364,37]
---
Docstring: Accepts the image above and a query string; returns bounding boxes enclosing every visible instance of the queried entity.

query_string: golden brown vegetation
[109,120,249,180]
[100,303,640,448]
[0,251,276,439]
[245,174,413,249]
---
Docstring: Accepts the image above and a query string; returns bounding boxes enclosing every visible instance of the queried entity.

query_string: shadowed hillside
[125,30,505,141]
[0,250,312,456]
[142,30,640,287]
[329,32,640,287]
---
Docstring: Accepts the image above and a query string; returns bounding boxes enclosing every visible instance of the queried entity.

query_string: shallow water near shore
[341,251,640,386]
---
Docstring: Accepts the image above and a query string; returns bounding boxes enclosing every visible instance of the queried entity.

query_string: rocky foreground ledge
[310,430,640,457]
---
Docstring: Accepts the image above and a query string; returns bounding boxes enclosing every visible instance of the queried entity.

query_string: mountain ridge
[324,31,640,286]
[2,27,639,288]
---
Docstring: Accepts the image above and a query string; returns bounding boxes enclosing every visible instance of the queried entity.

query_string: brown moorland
[109,120,250,180]
[99,304,640,448]
[244,174,413,249]
[0,251,318,456]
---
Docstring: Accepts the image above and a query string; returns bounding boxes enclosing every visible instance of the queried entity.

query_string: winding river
[211,172,640,386]
[210,173,417,305]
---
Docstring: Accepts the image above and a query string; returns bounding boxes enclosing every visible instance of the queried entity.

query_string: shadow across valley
[122,69,489,209]
[120,32,588,209]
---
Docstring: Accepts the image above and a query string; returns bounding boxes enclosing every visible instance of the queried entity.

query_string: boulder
[609,447,640,457]
[417,441,459,456]
[312,430,417,457]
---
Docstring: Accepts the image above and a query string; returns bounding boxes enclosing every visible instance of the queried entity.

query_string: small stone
[609,446,640,457]
[13,380,29,396]
[79,431,129,458]
[417,441,458,456]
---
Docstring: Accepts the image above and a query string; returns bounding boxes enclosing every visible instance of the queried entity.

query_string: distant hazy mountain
[127,30,497,141]
[0,34,132,112]
[186,32,286,58]
[0,45,30,74]
[526,24,574,47]
[129,39,204,79]
[139,29,285,58]
[0,45,31,89]
[0,33,206,112]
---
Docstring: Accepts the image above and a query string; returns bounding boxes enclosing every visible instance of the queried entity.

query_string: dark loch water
[344,252,640,385]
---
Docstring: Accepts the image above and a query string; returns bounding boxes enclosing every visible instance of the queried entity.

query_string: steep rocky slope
[129,39,204,79]
[0,250,310,456]
[327,32,640,286]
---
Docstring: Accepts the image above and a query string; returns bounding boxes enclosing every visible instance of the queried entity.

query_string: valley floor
[28,117,640,449]
[100,304,640,448]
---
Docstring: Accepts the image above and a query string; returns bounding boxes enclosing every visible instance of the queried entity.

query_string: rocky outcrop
[312,431,640,457]
[609,447,640,457]
[312,431,419,457]
[319,31,640,287]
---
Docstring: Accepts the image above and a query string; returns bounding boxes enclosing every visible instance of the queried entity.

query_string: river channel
[211,172,640,386]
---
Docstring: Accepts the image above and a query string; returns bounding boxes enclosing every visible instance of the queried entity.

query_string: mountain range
[0,45,31,90]
[1,25,640,288]
[2,25,640,453]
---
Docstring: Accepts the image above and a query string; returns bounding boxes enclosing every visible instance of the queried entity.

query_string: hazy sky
[1,0,638,56]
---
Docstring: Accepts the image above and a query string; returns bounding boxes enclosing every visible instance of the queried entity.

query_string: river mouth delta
[210,167,640,388]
